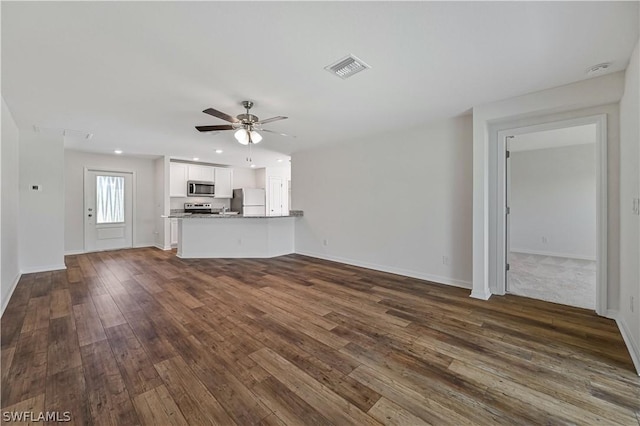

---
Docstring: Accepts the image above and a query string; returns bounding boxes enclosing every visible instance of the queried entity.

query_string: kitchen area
[166,160,301,258]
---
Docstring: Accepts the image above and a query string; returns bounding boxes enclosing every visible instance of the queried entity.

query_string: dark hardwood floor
[2,247,639,425]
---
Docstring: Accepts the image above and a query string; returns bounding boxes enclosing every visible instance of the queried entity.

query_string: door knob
[88,214,93,217]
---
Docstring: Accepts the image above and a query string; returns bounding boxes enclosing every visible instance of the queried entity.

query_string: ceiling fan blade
[195,124,234,132]
[202,108,239,123]
[261,128,296,138]
[257,116,288,125]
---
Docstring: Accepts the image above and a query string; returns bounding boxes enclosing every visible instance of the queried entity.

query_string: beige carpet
[507,252,596,310]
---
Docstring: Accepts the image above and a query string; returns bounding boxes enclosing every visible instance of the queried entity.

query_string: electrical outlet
[442,256,450,266]
[631,296,635,313]
[237,238,242,245]
[322,239,328,246]
[541,236,548,244]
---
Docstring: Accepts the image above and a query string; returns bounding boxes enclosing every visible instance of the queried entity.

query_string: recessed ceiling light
[250,164,256,168]
[277,159,283,163]
[193,157,199,161]
[586,62,612,76]
[114,150,123,154]
[215,149,223,154]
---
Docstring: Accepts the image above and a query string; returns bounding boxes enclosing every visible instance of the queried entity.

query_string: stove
[184,203,213,214]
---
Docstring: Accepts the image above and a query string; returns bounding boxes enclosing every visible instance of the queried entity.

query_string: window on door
[96,175,125,224]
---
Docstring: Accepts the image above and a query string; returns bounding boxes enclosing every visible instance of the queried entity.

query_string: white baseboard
[295,250,472,289]
[470,289,492,300]
[154,243,172,251]
[64,249,85,256]
[612,312,640,376]
[133,243,155,249]
[603,309,619,320]
[510,248,596,261]
[20,264,67,274]
[1,272,22,316]
[177,250,295,259]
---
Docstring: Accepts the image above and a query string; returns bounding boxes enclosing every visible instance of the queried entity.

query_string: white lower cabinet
[170,218,178,246]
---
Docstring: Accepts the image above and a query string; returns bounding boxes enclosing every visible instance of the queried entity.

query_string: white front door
[84,170,133,252]
[268,177,283,216]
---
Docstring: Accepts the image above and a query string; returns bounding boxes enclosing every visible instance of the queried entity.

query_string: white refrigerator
[231,188,266,216]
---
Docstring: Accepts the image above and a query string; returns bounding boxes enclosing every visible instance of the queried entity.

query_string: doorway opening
[505,125,597,309]
[268,176,284,216]
[493,114,607,315]
[84,169,134,252]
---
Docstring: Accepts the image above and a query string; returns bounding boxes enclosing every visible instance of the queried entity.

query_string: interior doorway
[84,169,134,252]
[268,176,284,216]
[505,125,597,309]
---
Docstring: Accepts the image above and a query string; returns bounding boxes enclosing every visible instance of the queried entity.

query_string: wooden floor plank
[47,315,82,376]
[80,340,139,425]
[91,293,127,329]
[132,385,189,426]
[251,376,334,426]
[367,397,431,426]
[104,323,164,397]
[250,347,382,426]
[1,393,45,423]
[49,288,72,319]
[154,355,237,426]
[45,366,90,425]
[1,327,48,408]
[72,302,106,347]
[1,248,638,424]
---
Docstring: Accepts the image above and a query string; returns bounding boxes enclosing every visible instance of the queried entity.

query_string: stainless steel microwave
[187,181,215,197]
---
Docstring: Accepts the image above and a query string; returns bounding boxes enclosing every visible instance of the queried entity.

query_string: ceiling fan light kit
[234,128,262,145]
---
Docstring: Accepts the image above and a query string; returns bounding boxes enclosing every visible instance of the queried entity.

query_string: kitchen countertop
[166,210,303,219]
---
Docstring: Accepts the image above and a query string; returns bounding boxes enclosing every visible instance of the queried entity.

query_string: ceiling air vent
[324,54,371,79]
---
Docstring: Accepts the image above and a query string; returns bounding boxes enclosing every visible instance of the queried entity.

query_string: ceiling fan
[195,100,293,146]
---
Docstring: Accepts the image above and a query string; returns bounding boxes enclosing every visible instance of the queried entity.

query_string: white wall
[472,71,625,301]
[19,133,65,272]
[154,157,170,249]
[255,168,266,189]
[510,144,596,260]
[293,115,473,288]
[1,97,21,313]
[233,167,257,189]
[619,38,640,374]
[64,150,157,253]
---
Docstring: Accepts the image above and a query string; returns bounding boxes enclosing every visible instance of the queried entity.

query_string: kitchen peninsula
[170,212,302,258]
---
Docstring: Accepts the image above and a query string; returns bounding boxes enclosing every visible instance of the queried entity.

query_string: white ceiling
[2,2,638,168]
[510,124,596,152]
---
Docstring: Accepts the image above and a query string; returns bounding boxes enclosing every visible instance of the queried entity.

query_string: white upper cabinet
[169,162,188,197]
[214,168,233,198]
[170,162,232,198]
[188,164,215,182]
